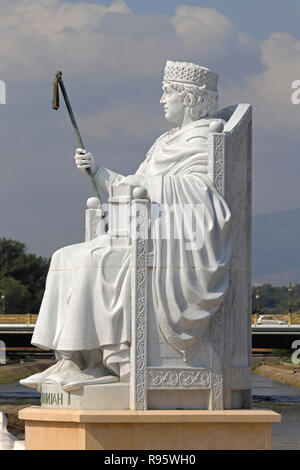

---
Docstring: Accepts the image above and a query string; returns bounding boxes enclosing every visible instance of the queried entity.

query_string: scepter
[52,71,108,231]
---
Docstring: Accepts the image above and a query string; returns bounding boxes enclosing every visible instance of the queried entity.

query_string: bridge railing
[0,314,38,324]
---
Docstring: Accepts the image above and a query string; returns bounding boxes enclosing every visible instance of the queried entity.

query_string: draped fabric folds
[136,118,231,360]
[32,117,231,371]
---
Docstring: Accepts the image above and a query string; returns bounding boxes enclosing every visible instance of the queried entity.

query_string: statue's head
[160,61,219,126]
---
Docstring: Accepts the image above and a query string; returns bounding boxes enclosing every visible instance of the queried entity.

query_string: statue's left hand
[117,175,146,188]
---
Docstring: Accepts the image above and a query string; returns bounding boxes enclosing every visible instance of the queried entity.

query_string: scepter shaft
[52,71,102,202]
[52,71,108,232]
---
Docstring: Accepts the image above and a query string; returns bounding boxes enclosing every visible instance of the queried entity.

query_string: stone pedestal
[19,407,280,450]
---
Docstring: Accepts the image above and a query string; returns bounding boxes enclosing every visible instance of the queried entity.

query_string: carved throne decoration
[86,103,252,410]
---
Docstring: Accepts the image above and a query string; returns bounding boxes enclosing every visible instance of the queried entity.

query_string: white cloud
[8,0,130,36]
[0,1,259,83]
[0,0,133,80]
[1,0,300,256]
[222,32,300,131]
[171,6,234,56]
[0,2,294,153]
[80,106,166,140]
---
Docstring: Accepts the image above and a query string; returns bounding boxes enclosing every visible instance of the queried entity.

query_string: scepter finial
[52,71,62,110]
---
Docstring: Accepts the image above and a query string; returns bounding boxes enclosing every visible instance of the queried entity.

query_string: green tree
[252,283,300,314]
[0,276,31,314]
[0,238,49,313]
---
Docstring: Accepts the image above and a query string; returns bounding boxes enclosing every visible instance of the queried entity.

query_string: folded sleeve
[93,166,124,196]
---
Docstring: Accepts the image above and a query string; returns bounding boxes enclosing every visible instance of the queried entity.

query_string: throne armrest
[105,183,150,409]
[129,188,150,410]
[85,185,151,247]
[85,197,107,241]
[108,184,149,246]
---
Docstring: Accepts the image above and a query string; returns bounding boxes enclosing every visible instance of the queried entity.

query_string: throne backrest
[207,103,252,409]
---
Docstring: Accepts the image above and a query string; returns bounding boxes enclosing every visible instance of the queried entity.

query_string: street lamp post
[256,289,260,313]
[254,289,260,325]
[0,291,5,314]
[288,282,293,326]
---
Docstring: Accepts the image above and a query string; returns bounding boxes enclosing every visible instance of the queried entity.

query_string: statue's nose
[160,94,166,104]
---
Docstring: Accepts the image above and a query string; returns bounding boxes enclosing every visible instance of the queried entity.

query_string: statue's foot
[37,357,86,390]
[20,360,66,390]
[61,366,119,392]
[20,352,86,391]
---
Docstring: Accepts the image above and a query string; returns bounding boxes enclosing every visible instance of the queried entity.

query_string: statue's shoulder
[146,127,179,154]
[144,128,177,163]
[156,127,179,142]
[192,117,226,130]
[182,118,226,142]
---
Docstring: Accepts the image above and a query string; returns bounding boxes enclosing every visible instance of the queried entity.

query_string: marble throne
[85,103,252,411]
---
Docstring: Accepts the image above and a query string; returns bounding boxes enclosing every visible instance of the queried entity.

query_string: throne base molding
[19,407,280,450]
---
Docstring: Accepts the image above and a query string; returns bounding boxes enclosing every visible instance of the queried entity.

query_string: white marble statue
[21,61,231,393]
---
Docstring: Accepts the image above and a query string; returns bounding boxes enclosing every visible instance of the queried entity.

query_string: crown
[163,60,218,90]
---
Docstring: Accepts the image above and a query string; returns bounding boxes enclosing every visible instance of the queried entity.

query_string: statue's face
[160,83,185,125]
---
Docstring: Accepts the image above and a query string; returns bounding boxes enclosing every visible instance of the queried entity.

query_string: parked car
[257,315,287,325]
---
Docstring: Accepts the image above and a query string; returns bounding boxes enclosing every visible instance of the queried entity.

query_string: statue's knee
[51,245,73,265]
[52,247,64,261]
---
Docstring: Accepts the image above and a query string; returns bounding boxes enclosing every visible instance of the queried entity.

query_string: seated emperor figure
[21,61,232,392]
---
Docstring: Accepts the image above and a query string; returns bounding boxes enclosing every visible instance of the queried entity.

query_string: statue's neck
[179,113,194,129]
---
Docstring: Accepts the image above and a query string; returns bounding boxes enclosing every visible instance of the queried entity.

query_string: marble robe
[32,117,232,374]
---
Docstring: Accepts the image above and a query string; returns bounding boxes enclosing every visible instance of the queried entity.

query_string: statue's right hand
[74,148,97,174]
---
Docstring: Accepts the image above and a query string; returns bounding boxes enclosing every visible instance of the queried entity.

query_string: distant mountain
[253,208,300,286]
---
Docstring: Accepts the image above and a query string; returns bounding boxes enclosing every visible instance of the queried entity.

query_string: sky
[1,0,300,257]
